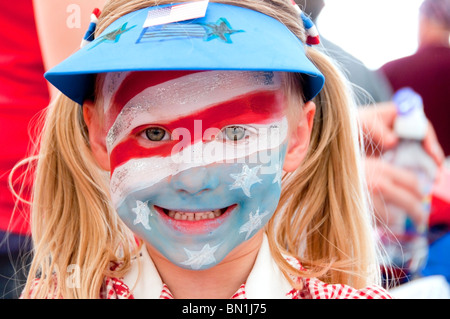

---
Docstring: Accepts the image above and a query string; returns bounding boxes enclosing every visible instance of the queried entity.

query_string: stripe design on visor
[137,18,244,44]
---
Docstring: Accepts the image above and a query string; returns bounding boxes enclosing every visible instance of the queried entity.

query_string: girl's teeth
[167,209,223,221]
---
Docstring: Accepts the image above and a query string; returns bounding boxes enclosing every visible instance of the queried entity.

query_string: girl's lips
[154,204,237,234]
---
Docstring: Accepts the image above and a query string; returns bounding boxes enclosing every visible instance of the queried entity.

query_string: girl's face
[92,71,296,270]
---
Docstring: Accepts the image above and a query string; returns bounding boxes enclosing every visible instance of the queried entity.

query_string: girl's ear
[83,100,111,171]
[283,101,316,172]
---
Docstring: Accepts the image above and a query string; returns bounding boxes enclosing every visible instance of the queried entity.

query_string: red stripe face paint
[109,90,285,171]
[103,70,289,201]
[103,71,286,150]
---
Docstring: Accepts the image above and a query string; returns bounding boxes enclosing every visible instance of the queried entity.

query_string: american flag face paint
[102,70,289,270]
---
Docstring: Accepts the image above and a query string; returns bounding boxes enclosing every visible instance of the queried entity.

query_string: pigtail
[20,94,136,298]
[267,47,380,289]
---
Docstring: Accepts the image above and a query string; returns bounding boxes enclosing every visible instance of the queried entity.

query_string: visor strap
[80,8,102,48]
[290,0,320,46]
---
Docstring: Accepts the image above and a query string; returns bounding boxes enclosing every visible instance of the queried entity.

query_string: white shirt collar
[122,246,163,299]
[245,234,294,298]
[123,234,294,299]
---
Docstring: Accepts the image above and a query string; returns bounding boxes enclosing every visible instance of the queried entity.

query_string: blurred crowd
[1,0,449,298]
[297,0,450,298]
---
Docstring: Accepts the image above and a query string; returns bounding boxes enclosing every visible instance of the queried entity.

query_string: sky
[317,0,425,70]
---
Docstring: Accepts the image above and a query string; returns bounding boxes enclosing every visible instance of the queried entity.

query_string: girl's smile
[154,204,236,234]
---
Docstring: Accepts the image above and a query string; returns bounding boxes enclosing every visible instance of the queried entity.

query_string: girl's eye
[143,127,170,141]
[224,126,246,141]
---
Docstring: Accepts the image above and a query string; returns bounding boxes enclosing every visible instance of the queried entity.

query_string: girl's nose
[171,167,219,195]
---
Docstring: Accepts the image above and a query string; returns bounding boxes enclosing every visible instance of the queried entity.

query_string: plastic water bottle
[382,87,437,280]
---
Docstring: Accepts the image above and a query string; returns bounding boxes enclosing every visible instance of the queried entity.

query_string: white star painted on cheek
[229,165,262,198]
[272,163,282,186]
[239,208,270,240]
[132,200,152,230]
[181,243,220,270]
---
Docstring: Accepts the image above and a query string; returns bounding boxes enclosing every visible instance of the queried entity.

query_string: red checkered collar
[122,234,295,299]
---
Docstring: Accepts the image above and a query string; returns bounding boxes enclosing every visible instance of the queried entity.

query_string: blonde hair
[20,0,380,298]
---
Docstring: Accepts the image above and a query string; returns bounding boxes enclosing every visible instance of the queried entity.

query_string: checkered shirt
[99,264,392,299]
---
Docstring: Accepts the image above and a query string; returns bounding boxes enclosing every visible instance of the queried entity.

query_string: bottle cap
[393,87,428,140]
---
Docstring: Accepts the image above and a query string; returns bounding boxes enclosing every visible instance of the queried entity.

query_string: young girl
[19,0,391,299]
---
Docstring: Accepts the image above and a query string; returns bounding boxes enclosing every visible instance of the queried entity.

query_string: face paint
[103,70,289,270]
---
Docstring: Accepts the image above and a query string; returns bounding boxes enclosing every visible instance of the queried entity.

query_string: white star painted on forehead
[229,165,262,198]
[239,208,270,240]
[181,243,220,270]
[132,200,152,230]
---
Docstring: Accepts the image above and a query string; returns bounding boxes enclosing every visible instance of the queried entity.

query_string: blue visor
[45,2,325,105]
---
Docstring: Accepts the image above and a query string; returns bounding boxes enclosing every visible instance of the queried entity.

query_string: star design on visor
[181,243,220,270]
[239,208,270,240]
[201,18,244,43]
[229,164,262,198]
[88,22,136,50]
[132,200,152,230]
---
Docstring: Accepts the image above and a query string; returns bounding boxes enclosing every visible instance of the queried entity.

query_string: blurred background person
[379,0,450,157]
[0,0,105,299]
[377,0,450,290]
[296,0,448,296]
[0,0,49,299]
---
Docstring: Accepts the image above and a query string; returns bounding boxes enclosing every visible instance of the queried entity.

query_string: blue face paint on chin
[115,144,287,270]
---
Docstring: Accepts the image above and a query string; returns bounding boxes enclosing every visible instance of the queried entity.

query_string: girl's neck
[145,231,264,299]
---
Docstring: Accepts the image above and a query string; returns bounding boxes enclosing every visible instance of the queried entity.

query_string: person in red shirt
[1,0,107,299]
[380,0,450,157]
[0,1,50,299]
